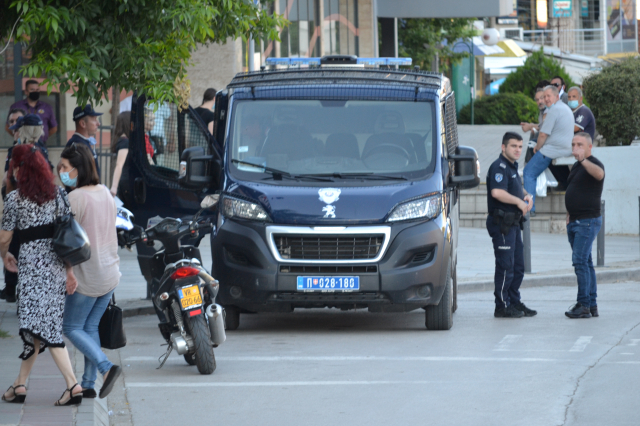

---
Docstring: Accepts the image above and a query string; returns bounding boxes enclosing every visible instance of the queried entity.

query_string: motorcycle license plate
[297,276,359,292]
[178,284,202,310]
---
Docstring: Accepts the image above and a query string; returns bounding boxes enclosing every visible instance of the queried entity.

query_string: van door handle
[134,178,146,204]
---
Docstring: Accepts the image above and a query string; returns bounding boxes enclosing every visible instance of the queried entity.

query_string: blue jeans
[567,217,602,307]
[523,151,552,213]
[63,290,115,390]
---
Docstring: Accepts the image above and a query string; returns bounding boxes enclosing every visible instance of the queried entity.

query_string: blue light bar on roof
[265,57,412,66]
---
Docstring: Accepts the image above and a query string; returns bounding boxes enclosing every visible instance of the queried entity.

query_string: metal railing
[522,28,605,57]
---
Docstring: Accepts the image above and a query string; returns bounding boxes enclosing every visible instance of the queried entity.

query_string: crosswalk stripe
[569,336,593,352]
[494,335,522,351]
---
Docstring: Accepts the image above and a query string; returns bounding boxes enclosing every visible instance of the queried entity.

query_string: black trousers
[486,217,524,309]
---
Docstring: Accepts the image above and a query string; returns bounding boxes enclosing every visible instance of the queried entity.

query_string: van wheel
[224,306,240,331]
[452,263,458,313]
[425,259,453,330]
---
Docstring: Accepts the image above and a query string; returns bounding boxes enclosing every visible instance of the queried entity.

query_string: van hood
[225,174,442,225]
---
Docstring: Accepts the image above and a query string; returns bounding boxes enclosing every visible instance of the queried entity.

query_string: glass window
[229,99,435,182]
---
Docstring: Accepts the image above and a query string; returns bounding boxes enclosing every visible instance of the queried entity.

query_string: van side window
[142,100,210,173]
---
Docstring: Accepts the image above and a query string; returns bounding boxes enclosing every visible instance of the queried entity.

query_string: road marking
[127,381,436,388]
[628,339,640,346]
[620,353,634,355]
[494,335,522,351]
[125,355,559,363]
[569,336,593,352]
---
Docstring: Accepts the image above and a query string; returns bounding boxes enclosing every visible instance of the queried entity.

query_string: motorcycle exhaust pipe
[206,304,226,346]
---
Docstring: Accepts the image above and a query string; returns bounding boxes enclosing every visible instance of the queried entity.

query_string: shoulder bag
[99,294,127,350]
[53,188,91,266]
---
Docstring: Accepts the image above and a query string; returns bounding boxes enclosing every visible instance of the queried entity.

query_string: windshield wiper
[231,159,333,182]
[299,172,408,181]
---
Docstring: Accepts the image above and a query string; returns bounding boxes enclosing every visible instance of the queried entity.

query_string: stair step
[460,213,568,234]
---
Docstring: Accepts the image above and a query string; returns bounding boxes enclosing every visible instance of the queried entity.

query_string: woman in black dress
[0,144,83,406]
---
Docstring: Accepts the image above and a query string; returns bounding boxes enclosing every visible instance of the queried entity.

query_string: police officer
[487,132,537,318]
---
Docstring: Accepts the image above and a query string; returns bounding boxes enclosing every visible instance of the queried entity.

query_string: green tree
[458,92,538,125]
[499,48,575,98]
[1,0,286,107]
[583,57,640,146]
[397,18,477,73]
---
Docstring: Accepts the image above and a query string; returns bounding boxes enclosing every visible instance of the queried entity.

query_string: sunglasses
[552,83,561,87]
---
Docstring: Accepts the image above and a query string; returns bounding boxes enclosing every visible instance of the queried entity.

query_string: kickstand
[157,344,173,369]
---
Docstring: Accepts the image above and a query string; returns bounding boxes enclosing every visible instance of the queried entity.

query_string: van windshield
[228,99,436,181]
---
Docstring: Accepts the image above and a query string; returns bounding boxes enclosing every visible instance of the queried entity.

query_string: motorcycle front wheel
[185,315,216,374]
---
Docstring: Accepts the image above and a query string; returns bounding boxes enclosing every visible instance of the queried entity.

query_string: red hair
[9,144,56,205]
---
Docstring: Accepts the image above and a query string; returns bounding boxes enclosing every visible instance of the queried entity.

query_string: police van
[126,55,480,330]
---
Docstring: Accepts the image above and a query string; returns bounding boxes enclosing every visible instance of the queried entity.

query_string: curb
[117,267,640,317]
[458,267,640,293]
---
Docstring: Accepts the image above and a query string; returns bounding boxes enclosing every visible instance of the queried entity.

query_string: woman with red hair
[0,144,83,406]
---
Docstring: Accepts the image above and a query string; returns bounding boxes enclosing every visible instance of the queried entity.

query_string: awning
[484,56,527,75]
[487,40,526,58]
[447,37,505,56]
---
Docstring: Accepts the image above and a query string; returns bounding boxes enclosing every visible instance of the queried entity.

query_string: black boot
[513,302,537,317]
[565,303,592,319]
[495,305,524,318]
[590,306,599,317]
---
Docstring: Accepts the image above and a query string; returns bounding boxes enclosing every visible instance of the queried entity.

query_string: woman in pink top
[58,143,122,400]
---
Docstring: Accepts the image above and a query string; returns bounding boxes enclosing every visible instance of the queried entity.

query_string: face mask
[568,100,579,109]
[28,92,40,102]
[60,168,77,187]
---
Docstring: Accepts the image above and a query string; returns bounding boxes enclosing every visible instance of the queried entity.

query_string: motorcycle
[116,195,226,375]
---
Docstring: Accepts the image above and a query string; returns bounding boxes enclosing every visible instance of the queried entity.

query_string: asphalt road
[108,282,640,426]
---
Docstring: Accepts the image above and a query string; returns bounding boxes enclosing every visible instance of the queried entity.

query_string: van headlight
[387,193,442,222]
[221,196,271,222]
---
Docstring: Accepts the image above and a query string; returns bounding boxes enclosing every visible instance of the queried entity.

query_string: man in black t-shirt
[564,132,605,319]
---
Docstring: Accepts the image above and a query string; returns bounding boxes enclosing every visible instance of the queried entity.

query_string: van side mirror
[449,145,480,189]
[178,146,220,189]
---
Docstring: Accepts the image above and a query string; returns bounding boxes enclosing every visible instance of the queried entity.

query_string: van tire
[452,263,458,313]
[224,306,240,331]
[425,260,453,330]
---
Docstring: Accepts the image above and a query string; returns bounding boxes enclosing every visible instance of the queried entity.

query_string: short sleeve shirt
[486,154,524,215]
[539,100,574,159]
[573,105,596,141]
[565,156,604,222]
[10,99,58,142]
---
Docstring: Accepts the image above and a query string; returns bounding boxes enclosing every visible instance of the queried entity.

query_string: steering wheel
[363,143,411,163]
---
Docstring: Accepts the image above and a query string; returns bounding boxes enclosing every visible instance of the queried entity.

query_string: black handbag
[99,294,127,350]
[53,188,91,266]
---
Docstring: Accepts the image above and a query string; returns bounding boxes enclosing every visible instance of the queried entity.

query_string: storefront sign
[581,0,589,17]
[552,0,573,18]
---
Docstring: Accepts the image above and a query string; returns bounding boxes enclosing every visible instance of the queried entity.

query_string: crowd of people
[489,76,603,319]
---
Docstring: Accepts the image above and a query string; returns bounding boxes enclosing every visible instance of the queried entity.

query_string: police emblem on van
[318,188,341,218]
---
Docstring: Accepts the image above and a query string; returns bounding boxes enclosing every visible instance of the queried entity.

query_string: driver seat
[362,133,417,164]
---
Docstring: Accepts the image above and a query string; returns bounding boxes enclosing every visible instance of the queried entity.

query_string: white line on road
[494,335,522,351]
[125,355,560,363]
[628,339,640,346]
[126,380,436,388]
[569,336,593,352]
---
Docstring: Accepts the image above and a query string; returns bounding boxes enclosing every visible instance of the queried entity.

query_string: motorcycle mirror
[200,194,220,209]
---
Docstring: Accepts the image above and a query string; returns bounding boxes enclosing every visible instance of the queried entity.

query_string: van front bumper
[212,216,451,313]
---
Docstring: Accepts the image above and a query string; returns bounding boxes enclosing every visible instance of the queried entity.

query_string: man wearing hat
[66,104,102,177]
[0,113,52,303]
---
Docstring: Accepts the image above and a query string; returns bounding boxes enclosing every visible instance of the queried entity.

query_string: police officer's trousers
[486,217,524,309]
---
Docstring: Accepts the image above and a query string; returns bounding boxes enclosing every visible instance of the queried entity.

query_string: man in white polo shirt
[522,85,573,216]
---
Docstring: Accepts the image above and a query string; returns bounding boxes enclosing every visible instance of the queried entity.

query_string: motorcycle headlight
[387,193,442,222]
[221,196,271,222]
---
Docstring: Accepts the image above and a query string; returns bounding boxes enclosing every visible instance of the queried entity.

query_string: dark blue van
[127,56,479,331]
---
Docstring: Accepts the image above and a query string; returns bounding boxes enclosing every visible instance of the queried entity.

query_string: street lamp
[453,40,475,125]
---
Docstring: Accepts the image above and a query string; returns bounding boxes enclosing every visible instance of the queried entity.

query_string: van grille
[274,235,384,260]
[280,265,378,274]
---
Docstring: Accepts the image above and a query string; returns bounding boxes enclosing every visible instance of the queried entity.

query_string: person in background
[1,145,83,406]
[551,76,569,105]
[66,105,103,177]
[144,109,156,165]
[522,85,573,216]
[195,88,216,134]
[110,112,131,199]
[59,143,122,399]
[6,80,58,144]
[564,133,605,319]
[567,87,596,141]
[520,82,550,163]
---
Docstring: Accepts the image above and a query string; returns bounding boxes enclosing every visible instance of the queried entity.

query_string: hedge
[583,58,640,146]
[458,92,539,125]
[499,49,575,98]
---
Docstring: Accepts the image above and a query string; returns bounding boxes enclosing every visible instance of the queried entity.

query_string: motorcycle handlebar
[118,218,214,248]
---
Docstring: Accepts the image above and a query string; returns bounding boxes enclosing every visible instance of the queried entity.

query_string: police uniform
[486,154,525,310]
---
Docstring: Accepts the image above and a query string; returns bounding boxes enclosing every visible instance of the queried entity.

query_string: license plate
[297,276,360,292]
[178,284,202,309]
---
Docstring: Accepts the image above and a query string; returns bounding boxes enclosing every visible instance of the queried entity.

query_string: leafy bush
[499,49,575,98]
[458,92,539,125]
[583,58,640,146]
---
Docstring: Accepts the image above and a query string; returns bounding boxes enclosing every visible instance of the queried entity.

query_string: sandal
[54,383,83,406]
[2,384,27,403]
